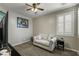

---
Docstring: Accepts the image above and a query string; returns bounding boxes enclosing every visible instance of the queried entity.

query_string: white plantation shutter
[57,15,64,35]
[57,11,74,36]
[64,13,73,35]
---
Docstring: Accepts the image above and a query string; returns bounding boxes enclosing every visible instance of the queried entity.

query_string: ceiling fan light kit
[25,3,44,13]
[31,8,38,12]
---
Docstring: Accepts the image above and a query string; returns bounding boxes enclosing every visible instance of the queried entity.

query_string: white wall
[8,11,33,46]
[33,14,56,36]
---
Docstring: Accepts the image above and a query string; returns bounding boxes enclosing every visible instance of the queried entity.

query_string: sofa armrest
[49,40,56,50]
[49,38,57,50]
[49,40,53,47]
[33,36,38,41]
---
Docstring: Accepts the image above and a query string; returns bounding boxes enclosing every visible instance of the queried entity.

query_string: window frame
[56,11,74,36]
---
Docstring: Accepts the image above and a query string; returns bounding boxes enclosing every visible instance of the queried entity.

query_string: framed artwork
[17,17,29,28]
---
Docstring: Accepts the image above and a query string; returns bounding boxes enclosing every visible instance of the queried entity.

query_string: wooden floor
[14,41,78,56]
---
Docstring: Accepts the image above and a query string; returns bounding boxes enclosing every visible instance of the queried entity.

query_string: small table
[56,39,64,50]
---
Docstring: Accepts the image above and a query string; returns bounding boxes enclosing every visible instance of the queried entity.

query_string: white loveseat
[33,34,57,51]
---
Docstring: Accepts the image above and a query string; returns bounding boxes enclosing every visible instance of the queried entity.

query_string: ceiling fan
[25,3,44,13]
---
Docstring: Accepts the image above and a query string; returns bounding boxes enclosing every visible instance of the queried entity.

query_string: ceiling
[0,3,77,18]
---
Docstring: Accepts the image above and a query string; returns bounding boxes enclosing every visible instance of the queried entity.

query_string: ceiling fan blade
[37,8,44,11]
[26,8,31,11]
[37,3,40,5]
[25,4,32,7]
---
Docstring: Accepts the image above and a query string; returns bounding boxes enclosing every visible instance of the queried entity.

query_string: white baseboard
[65,47,79,55]
[12,39,31,46]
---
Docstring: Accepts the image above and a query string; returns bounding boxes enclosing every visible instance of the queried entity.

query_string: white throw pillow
[38,35,42,40]
[48,34,53,41]
[51,37,57,42]
[40,33,48,40]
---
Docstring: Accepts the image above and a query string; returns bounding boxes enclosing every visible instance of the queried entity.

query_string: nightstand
[56,39,64,50]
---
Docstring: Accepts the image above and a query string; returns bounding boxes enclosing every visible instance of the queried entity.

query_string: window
[57,11,74,36]
[57,15,64,35]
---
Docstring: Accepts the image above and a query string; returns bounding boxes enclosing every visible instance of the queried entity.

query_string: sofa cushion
[34,39,49,46]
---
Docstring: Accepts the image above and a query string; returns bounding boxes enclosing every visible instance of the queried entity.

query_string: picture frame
[17,17,29,28]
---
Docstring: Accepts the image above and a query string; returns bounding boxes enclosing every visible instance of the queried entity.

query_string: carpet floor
[14,41,78,56]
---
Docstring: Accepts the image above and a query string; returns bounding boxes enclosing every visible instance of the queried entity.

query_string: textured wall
[33,14,56,36]
[8,11,33,46]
